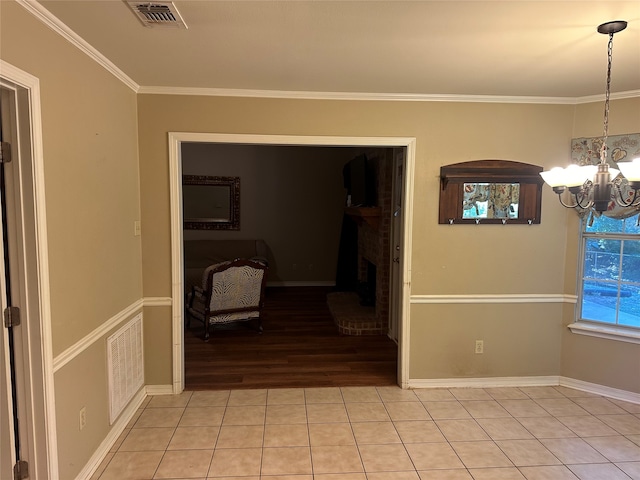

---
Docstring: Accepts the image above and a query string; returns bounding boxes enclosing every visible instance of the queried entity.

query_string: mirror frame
[439,159,543,224]
[183,175,240,230]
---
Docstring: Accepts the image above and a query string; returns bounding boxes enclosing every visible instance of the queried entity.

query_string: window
[579,212,640,329]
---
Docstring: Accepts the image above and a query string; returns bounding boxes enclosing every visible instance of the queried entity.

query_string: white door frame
[168,132,415,392]
[0,60,58,479]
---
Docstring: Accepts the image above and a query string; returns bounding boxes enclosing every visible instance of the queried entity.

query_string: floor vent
[126,1,188,29]
[107,314,144,424]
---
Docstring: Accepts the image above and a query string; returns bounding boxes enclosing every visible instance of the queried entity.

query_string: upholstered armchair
[186,258,268,340]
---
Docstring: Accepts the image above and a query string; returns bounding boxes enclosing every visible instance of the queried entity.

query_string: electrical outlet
[292,263,298,271]
[134,220,141,236]
[475,340,484,354]
[79,406,87,431]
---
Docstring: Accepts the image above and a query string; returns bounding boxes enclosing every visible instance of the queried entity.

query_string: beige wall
[137,94,576,385]
[138,93,639,392]
[1,3,143,479]
[409,303,565,379]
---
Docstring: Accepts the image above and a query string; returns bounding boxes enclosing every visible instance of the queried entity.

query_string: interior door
[1,252,16,480]
[389,148,405,342]
[0,83,31,480]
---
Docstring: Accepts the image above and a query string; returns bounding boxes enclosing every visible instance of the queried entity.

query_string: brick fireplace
[328,149,392,335]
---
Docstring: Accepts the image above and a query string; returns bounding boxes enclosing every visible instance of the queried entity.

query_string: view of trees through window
[580,212,640,328]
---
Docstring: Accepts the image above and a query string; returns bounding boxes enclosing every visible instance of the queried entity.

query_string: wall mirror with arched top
[439,160,544,225]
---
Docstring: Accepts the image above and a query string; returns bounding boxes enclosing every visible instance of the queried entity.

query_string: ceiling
[38,0,640,100]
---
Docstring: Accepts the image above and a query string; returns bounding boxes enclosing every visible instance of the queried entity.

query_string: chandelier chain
[600,32,614,164]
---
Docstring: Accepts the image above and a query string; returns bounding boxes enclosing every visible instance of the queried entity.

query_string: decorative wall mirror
[439,160,543,224]
[183,175,240,230]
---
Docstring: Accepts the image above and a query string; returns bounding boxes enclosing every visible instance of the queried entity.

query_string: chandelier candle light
[540,20,640,214]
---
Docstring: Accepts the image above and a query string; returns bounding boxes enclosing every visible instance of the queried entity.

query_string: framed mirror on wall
[439,160,543,225]
[183,175,240,230]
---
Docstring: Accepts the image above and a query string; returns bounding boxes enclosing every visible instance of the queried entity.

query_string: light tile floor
[91,385,640,479]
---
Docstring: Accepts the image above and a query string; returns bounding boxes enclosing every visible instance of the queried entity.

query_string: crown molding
[16,0,139,92]
[137,86,640,104]
[138,85,584,105]
[575,89,640,104]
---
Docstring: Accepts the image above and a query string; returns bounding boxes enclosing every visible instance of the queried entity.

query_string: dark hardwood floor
[184,286,398,390]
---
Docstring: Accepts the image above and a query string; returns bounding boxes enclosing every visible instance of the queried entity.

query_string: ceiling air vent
[126,1,188,28]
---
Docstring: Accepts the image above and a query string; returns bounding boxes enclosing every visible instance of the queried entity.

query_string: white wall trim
[567,322,640,345]
[15,0,139,92]
[409,376,639,405]
[574,89,640,104]
[559,376,640,405]
[73,387,147,480]
[409,376,561,389]
[145,385,175,396]
[169,132,416,393]
[52,297,172,374]
[399,139,416,389]
[53,300,144,373]
[138,86,640,105]
[142,296,173,307]
[411,294,577,304]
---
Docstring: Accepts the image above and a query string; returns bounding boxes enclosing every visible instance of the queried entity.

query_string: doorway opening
[169,133,415,393]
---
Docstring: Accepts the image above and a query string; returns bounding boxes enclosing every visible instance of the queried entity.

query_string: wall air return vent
[126,1,188,28]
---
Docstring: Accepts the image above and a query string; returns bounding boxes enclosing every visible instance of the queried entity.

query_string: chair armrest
[188,286,206,308]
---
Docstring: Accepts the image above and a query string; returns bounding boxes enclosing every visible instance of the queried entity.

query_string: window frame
[571,213,640,344]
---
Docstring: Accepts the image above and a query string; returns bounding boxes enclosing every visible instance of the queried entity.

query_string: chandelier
[540,20,640,214]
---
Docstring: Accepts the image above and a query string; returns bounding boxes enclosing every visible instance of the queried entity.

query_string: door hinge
[0,141,11,164]
[14,460,29,480]
[4,306,20,328]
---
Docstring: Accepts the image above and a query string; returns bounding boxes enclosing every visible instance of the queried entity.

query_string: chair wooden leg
[204,322,210,341]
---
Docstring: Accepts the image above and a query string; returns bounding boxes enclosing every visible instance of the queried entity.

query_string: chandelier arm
[613,184,640,207]
[574,192,595,210]
[557,195,579,209]
[556,192,592,210]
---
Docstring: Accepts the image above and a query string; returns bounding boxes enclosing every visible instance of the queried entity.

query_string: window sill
[568,322,640,345]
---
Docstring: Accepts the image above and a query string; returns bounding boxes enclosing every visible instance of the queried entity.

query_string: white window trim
[568,321,640,344]
[574,215,640,342]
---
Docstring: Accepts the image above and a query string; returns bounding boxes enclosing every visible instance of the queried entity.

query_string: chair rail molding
[411,294,577,304]
[52,299,145,372]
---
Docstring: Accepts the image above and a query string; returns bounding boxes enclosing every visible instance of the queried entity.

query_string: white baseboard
[146,384,175,395]
[559,376,640,404]
[408,376,560,389]
[74,387,147,480]
[408,376,639,405]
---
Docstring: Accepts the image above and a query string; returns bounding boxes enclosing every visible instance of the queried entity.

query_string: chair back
[205,259,267,313]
